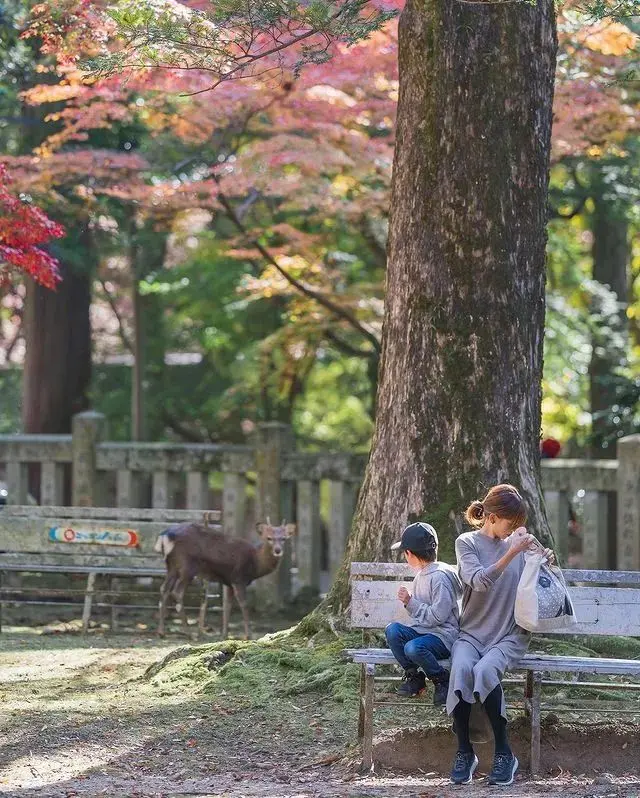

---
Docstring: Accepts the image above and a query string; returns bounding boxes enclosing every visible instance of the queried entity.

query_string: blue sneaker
[396,669,426,697]
[450,750,478,784]
[488,752,519,785]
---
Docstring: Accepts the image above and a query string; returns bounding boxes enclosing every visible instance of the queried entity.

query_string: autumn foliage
[0,165,64,289]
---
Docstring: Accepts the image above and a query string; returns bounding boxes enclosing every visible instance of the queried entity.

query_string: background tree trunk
[589,189,630,458]
[327,0,557,609]
[22,260,91,435]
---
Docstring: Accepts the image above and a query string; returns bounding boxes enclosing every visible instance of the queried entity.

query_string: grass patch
[531,634,640,660]
[144,625,363,708]
[143,626,640,714]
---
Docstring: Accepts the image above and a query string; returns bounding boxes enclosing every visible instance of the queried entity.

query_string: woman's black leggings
[452,685,510,754]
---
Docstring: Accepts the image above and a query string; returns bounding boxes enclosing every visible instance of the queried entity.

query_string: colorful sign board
[48,526,139,548]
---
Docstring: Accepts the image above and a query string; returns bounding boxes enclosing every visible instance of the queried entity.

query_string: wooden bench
[345,561,640,774]
[0,505,222,633]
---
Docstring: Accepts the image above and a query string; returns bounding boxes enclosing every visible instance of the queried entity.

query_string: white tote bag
[515,551,577,633]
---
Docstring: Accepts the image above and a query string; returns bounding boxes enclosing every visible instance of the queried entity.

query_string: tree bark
[22,260,91,434]
[327,0,557,609]
[131,279,146,441]
[589,191,630,458]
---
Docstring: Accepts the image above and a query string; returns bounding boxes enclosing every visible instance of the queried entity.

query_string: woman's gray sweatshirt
[404,561,463,651]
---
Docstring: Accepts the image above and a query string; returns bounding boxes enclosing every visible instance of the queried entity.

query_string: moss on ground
[532,634,640,660]
[143,623,640,714]
[144,624,364,708]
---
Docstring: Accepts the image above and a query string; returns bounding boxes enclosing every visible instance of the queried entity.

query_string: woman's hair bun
[465,500,485,527]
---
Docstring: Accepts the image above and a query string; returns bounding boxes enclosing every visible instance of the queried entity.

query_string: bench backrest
[350,562,640,637]
[0,505,222,569]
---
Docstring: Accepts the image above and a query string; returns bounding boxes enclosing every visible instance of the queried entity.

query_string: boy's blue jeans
[385,622,450,678]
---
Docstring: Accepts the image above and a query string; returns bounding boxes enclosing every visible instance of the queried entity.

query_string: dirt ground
[1,629,639,798]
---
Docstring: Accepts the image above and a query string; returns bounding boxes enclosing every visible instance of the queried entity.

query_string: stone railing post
[254,422,293,606]
[617,434,640,570]
[543,490,570,565]
[72,411,106,507]
[295,480,322,593]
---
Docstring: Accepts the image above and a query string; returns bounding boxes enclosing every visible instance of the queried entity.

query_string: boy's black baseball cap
[391,522,438,556]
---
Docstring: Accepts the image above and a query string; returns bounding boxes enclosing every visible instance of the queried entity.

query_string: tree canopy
[0,0,638,453]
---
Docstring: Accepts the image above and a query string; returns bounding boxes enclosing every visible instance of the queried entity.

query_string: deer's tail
[154,529,176,558]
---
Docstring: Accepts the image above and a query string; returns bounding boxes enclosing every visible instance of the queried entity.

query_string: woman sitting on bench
[447,483,553,787]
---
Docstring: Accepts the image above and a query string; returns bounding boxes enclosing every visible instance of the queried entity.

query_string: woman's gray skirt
[445,638,524,719]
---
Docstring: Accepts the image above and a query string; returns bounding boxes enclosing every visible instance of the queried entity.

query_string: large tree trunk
[22,260,91,434]
[589,192,630,458]
[327,0,557,609]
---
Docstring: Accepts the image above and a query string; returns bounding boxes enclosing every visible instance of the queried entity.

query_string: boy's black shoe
[488,752,519,786]
[450,750,478,784]
[396,668,426,697]
[430,672,450,706]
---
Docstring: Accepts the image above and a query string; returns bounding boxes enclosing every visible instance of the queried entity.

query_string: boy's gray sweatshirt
[404,561,462,651]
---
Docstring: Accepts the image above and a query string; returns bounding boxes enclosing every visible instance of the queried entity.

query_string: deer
[154,513,295,640]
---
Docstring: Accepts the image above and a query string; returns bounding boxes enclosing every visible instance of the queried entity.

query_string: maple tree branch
[325,328,377,359]
[359,220,387,269]
[549,194,588,220]
[3,316,23,363]
[97,277,133,353]
[213,176,381,353]
[161,409,210,443]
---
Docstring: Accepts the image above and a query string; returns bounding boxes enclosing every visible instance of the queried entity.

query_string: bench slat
[0,506,221,522]
[0,551,163,568]
[344,649,640,676]
[0,508,222,557]
[349,562,640,586]
[0,563,166,576]
[351,580,640,636]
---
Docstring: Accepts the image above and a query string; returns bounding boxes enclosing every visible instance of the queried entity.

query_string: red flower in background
[541,437,562,459]
[0,164,64,289]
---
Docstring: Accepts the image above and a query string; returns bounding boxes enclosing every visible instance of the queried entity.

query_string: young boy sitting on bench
[386,522,462,705]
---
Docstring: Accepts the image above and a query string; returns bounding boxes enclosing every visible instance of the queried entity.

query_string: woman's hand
[508,527,535,554]
[397,586,411,606]
[542,547,555,564]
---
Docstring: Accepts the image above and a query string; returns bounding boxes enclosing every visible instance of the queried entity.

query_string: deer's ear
[284,523,296,538]
[256,523,269,538]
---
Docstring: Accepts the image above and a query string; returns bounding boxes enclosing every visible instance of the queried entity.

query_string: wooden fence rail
[1,414,639,603]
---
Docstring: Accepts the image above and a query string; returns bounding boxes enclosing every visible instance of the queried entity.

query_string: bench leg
[197,580,208,638]
[530,671,542,776]
[358,664,366,739]
[110,576,119,632]
[361,663,375,772]
[82,572,97,635]
[222,584,231,638]
[0,570,3,634]
[524,671,533,717]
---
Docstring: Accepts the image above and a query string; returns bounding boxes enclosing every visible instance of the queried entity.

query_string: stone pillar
[116,469,141,508]
[186,471,209,510]
[40,462,65,506]
[295,480,322,593]
[6,461,28,505]
[328,480,358,579]
[582,491,609,570]
[152,470,170,509]
[223,472,247,539]
[617,435,640,570]
[254,423,293,606]
[72,412,106,507]
[543,490,569,565]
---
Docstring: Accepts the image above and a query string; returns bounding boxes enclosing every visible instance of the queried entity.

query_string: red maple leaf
[0,164,64,289]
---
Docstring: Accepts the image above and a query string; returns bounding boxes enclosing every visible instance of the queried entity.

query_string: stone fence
[0,412,638,598]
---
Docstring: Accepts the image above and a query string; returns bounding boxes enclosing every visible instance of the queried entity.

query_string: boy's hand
[397,586,411,606]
